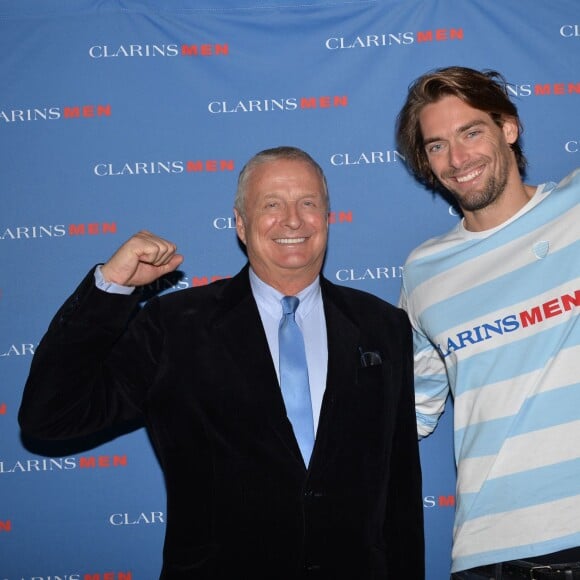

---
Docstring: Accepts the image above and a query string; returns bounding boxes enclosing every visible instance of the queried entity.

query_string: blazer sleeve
[383,309,425,578]
[18,268,157,439]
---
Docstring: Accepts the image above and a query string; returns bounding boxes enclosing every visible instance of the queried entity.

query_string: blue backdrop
[1,1,579,577]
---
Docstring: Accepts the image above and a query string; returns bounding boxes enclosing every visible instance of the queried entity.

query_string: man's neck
[463,183,537,232]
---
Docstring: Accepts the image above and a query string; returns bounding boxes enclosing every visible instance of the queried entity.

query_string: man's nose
[448,141,469,168]
[282,203,302,227]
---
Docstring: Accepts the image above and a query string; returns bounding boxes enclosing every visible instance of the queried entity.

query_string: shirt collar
[249,267,321,321]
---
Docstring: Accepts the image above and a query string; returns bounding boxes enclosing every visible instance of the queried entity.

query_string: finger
[133,232,178,266]
[158,253,184,273]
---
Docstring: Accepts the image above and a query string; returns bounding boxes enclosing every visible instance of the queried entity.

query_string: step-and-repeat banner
[1,0,578,577]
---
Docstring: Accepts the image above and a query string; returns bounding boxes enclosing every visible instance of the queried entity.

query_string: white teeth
[456,168,482,183]
[276,237,306,244]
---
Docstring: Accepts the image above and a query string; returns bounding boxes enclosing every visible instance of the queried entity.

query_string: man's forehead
[420,98,493,136]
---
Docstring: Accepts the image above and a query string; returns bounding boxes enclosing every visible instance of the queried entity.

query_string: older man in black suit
[19,146,424,579]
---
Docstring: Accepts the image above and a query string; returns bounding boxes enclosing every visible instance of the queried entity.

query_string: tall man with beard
[396,66,580,579]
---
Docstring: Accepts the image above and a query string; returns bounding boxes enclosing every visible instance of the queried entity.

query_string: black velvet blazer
[19,265,424,579]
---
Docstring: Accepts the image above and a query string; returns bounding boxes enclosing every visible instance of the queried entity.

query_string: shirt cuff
[94,265,135,295]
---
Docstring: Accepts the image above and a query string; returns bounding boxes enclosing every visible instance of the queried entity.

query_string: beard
[442,156,510,213]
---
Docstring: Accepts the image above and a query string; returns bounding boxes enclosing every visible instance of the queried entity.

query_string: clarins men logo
[208,95,348,114]
[423,494,455,508]
[437,288,580,359]
[335,266,404,282]
[0,344,35,358]
[212,210,353,230]
[0,454,128,474]
[14,572,132,580]
[89,43,229,58]
[0,105,111,124]
[506,82,580,97]
[142,274,232,295]
[0,223,117,240]
[560,24,580,38]
[330,150,404,167]
[109,511,165,526]
[325,27,464,50]
[93,159,235,177]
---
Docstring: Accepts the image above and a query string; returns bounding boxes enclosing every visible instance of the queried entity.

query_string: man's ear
[234,208,246,245]
[502,116,519,145]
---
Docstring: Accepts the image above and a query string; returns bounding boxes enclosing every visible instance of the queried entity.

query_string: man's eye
[427,143,442,153]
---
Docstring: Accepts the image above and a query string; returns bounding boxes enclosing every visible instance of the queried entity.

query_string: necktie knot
[281,295,299,317]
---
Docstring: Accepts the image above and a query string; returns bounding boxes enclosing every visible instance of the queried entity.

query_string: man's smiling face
[420,94,519,214]
[235,157,329,292]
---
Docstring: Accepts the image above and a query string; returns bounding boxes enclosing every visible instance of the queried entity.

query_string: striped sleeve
[400,281,449,439]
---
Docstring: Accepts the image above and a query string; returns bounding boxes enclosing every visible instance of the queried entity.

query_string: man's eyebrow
[423,135,442,147]
[423,119,487,146]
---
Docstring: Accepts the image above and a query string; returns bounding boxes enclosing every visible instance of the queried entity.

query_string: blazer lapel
[309,279,361,468]
[213,266,306,466]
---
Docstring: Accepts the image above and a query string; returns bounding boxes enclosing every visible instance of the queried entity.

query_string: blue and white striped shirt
[400,169,580,572]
